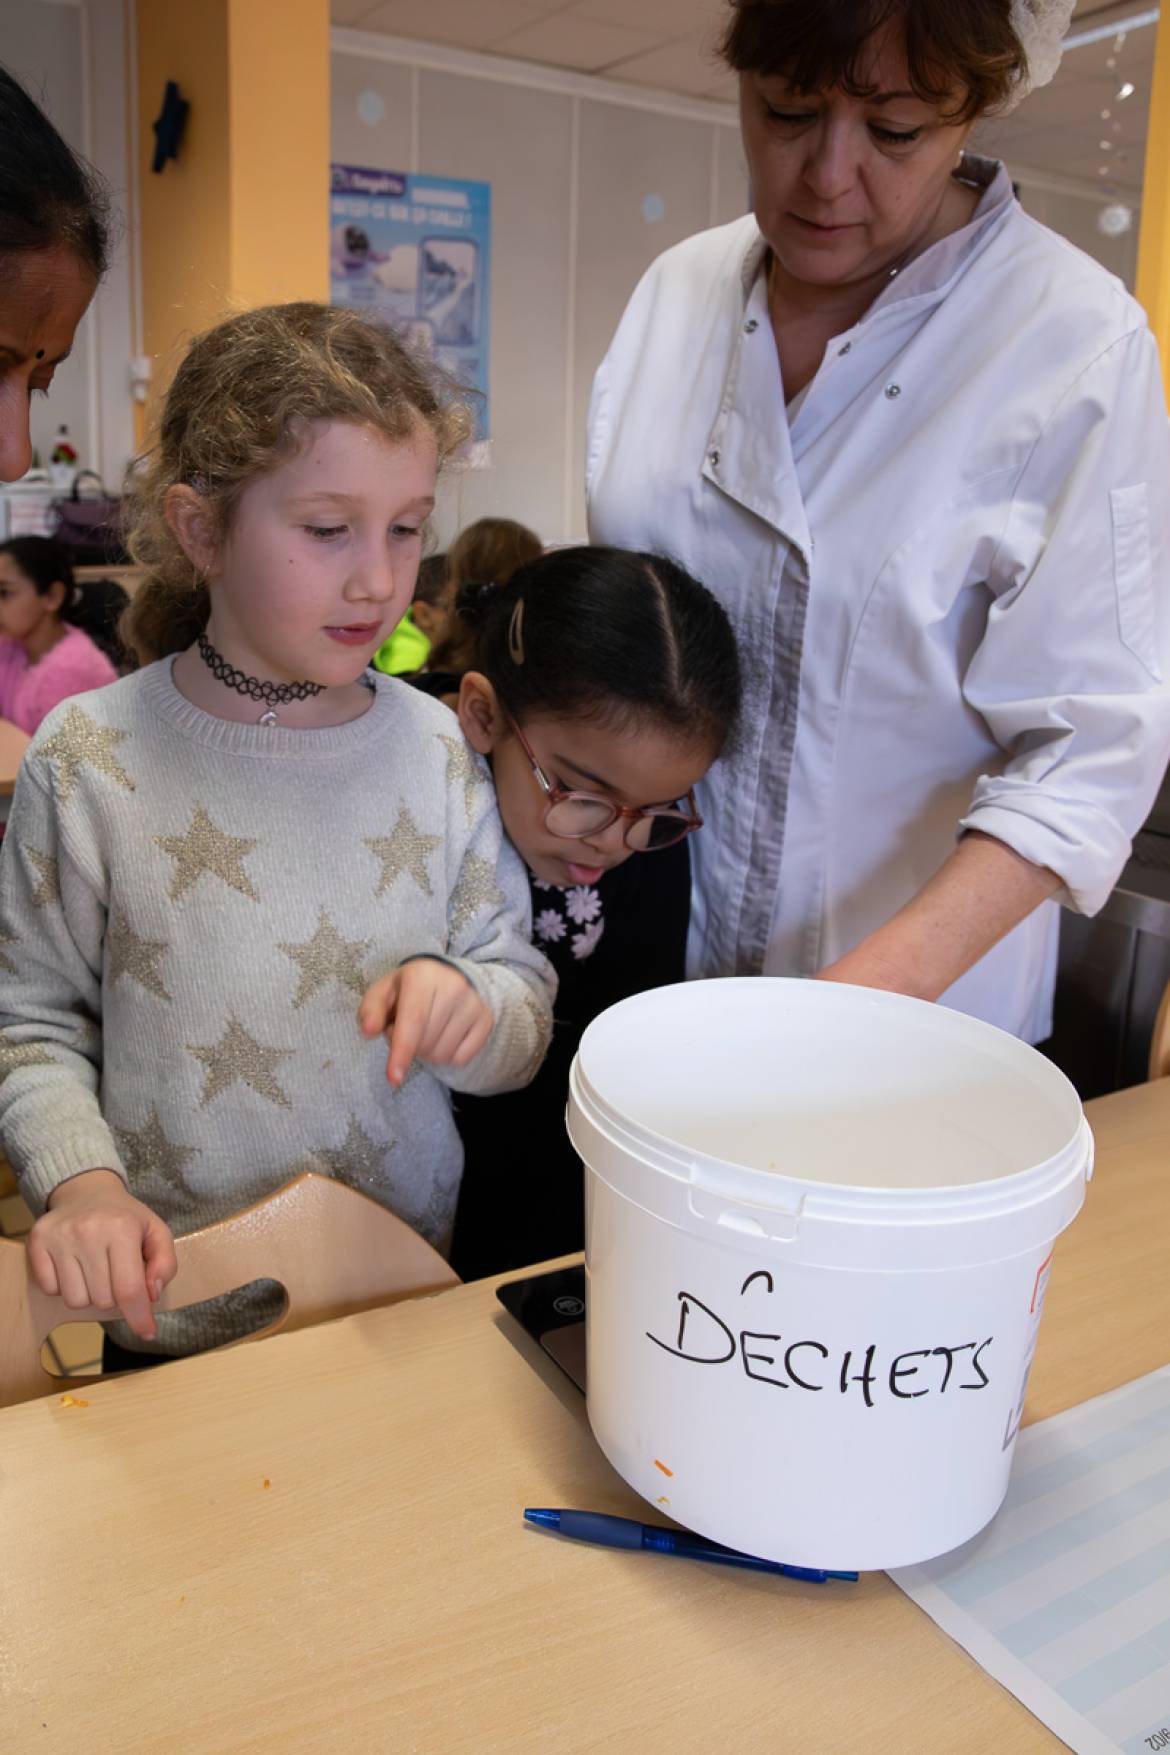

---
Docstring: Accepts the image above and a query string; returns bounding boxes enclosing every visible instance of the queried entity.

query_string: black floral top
[449,838,691,1279]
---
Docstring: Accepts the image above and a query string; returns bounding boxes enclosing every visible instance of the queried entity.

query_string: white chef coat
[586,158,1170,1042]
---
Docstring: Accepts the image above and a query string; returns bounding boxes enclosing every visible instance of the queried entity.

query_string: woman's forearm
[817,831,1063,1002]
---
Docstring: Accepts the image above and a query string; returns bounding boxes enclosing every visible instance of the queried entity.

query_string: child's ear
[412,600,437,638]
[164,485,220,576]
[458,671,502,755]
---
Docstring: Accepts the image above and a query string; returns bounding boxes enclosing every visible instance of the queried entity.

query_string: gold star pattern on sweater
[449,851,503,937]
[0,1041,57,1082]
[277,909,371,1009]
[35,705,135,802]
[106,910,172,1002]
[438,733,488,824]
[155,805,260,903]
[413,1174,456,1248]
[187,1015,293,1109]
[27,848,60,909]
[365,807,442,899]
[310,1115,395,1195]
[0,925,16,974]
[113,1107,198,1202]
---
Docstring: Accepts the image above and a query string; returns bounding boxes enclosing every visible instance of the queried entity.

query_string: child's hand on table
[28,1169,178,1341]
[359,958,494,1088]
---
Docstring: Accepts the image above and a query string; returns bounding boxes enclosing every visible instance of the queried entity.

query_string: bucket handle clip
[686,1184,804,1244]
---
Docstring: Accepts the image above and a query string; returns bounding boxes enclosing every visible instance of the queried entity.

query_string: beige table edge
[0,1080,1166,1754]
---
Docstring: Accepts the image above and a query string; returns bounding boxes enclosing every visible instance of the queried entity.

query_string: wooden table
[1,1081,1167,1754]
[75,563,146,597]
[0,714,30,802]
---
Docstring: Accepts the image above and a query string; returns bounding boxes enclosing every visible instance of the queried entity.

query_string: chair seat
[0,1173,459,1408]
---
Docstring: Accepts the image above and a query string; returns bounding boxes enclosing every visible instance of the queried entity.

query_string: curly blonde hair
[123,302,474,663]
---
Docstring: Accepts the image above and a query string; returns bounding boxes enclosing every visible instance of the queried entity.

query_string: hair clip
[508,598,526,666]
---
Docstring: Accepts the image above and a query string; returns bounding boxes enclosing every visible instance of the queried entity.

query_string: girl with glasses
[446,544,742,1279]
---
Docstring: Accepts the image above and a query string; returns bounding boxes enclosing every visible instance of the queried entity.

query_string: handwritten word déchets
[646,1270,992,1410]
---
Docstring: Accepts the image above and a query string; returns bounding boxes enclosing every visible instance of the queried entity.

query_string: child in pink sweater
[0,537,117,733]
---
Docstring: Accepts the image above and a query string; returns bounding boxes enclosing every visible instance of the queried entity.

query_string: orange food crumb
[654,1459,674,1477]
[262,1478,271,1490]
[59,1395,89,1408]
[656,1496,671,1506]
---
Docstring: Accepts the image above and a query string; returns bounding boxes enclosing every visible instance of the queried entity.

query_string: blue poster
[330,165,491,441]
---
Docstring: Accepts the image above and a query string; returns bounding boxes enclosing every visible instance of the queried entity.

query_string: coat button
[838,341,852,355]
[744,317,759,333]
[708,447,721,466]
[884,382,902,399]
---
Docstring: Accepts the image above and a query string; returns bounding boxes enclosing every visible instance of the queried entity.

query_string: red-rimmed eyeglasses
[508,716,702,852]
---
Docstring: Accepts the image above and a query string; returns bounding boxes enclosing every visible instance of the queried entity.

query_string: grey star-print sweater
[0,661,555,1354]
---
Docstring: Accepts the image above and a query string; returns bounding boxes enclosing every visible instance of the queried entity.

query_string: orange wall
[136,0,329,429]
[227,0,330,311]
[1136,18,1170,402]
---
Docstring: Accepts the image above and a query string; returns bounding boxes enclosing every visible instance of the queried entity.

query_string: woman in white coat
[587,0,1170,1042]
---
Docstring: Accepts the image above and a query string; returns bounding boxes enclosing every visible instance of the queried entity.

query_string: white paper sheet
[890,1365,1170,1755]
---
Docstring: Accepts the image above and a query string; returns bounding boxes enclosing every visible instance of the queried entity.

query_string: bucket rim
[571,977,1090,1215]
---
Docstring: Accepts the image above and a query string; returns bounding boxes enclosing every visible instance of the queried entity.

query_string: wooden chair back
[1150,977,1170,1082]
[0,1173,459,1408]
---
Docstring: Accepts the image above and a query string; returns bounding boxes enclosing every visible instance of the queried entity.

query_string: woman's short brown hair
[720,0,1026,123]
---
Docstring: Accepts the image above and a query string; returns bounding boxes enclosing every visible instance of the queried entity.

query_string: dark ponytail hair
[464,545,741,756]
[0,536,126,666]
[0,64,110,276]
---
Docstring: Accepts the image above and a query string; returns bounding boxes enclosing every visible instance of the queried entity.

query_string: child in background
[448,546,741,1279]
[411,515,542,702]
[371,551,448,677]
[0,536,118,733]
[0,302,553,1365]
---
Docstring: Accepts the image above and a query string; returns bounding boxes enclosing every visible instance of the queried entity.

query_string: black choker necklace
[196,633,324,726]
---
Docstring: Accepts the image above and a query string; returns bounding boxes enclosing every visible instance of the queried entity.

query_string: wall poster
[330,164,491,451]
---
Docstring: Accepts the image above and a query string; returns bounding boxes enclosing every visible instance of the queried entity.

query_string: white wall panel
[416,70,573,546]
[332,32,739,542]
[568,101,717,537]
[1015,178,1139,289]
[331,50,414,173]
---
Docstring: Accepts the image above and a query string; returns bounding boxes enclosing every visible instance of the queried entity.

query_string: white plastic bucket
[567,978,1092,1571]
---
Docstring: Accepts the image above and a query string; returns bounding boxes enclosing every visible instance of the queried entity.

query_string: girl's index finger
[108,1237,157,1341]
[385,971,436,1086]
[358,969,401,1037]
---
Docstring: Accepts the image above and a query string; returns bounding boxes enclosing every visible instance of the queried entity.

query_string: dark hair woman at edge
[0,64,109,481]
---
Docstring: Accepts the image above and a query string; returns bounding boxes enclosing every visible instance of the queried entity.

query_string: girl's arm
[426,771,556,1097]
[1,761,176,1337]
[0,761,127,1207]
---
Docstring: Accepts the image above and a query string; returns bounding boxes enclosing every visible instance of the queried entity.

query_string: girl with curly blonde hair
[0,301,553,1366]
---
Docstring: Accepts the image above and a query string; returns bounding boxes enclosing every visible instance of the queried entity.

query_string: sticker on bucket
[1001,1248,1055,1451]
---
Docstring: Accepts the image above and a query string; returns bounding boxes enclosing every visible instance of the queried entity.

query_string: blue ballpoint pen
[524,1509,859,1582]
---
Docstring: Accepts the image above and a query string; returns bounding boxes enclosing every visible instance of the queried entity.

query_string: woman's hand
[27,1170,178,1341]
[359,958,495,1088]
